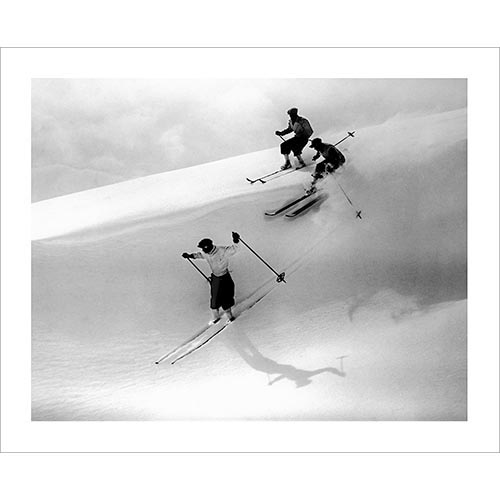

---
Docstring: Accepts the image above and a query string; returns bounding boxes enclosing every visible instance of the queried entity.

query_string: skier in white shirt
[183,232,240,324]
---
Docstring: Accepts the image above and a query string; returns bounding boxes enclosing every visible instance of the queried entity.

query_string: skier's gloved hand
[312,154,320,161]
[232,232,240,243]
[182,252,192,259]
[275,130,282,136]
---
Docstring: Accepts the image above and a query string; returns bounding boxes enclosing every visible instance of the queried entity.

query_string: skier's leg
[326,159,340,173]
[295,153,306,167]
[280,140,292,162]
[209,308,221,325]
[306,161,326,193]
[281,153,291,169]
[280,138,295,169]
[220,273,236,322]
[209,275,223,324]
[223,308,235,322]
[292,137,308,167]
[305,178,319,195]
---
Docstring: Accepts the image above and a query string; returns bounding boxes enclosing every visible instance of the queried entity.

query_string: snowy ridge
[31,108,465,241]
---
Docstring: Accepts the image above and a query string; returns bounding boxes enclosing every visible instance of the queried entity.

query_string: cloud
[31,79,466,201]
[158,125,187,165]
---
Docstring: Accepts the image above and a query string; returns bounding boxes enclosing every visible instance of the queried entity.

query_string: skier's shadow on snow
[227,332,345,388]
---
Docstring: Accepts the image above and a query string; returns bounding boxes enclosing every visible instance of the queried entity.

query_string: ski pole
[333,176,362,219]
[333,131,355,147]
[185,256,211,283]
[238,236,286,283]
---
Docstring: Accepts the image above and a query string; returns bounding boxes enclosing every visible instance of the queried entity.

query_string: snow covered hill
[31,108,467,421]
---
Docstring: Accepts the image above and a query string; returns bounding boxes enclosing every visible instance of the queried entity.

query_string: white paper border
[1,47,498,452]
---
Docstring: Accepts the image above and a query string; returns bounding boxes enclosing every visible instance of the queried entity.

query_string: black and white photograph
[30,77,468,421]
[1,47,498,460]
[0,18,499,500]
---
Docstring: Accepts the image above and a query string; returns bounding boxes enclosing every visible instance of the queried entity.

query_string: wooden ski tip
[246,177,266,184]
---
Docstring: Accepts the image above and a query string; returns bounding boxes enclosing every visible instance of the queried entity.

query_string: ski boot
[208,310,221,326]
[305,185,317,196]
[223,309,236,324]
[280,161,292,170]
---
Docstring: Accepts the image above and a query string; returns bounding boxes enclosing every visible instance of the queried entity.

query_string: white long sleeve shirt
[192,243,239,277]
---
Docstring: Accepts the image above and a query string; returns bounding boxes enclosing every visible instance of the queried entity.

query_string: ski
[246,163,310,185]
[246,169,282,184]
[154,321,218,365]
[170,319,235,365]
[246,176,267,184]
[285,194,325,218]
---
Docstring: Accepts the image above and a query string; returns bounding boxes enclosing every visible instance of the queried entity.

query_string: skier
[275,107,314,170]
[182,232,241,325]
[305,137,346,194]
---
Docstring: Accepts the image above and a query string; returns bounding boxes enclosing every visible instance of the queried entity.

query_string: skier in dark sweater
[305,137,346,194]
[275,107,314,170]
[182,232,240,325]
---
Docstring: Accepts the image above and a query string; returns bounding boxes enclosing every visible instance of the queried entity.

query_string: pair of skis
[246,161,310,185]
[155,318,235,365]
[265,175,362,219]
[156,273,280,366]
[247,131,355,185]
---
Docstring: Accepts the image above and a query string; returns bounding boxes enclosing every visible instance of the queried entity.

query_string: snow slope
[31,108,467,420]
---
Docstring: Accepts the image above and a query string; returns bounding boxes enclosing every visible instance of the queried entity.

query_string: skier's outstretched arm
[182,252,203,259]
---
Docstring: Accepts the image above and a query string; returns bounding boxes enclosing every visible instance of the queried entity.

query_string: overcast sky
[32,79,466,201]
